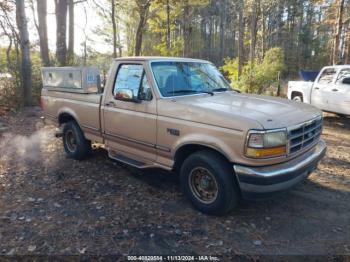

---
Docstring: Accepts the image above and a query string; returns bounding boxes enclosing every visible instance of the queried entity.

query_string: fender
[57,107,82,129]
[172,132,242,163]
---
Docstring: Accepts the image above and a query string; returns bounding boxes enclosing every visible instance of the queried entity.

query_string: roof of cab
[322,65,350,69]
[114,56,210,63]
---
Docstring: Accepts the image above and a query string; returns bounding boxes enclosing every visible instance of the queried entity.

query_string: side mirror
[114,88,141,103]
[342,77,350,85]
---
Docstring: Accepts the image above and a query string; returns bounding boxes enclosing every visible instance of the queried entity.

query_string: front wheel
[62,121,91,160]
[180,150,239,215]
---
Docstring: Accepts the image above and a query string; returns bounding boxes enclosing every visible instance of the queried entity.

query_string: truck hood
[158,92,321,130]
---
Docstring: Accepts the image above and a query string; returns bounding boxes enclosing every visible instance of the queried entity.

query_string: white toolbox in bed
[41,67,101,93]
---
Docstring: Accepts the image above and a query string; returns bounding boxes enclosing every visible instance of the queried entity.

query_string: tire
[62,121,91,160]
[292,95,303,102]
[180,150,239,216]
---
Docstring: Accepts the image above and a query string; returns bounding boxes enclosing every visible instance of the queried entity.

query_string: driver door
[329,68,350,115]
[311,68,337,111]
[102,62,157,164]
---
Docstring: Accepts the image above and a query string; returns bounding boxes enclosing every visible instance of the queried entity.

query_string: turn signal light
[246,146,286,158]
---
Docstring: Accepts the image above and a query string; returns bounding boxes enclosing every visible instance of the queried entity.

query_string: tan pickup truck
[41,57,326,215]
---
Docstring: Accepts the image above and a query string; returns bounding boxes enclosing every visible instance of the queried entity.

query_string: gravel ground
[0,107,349,258]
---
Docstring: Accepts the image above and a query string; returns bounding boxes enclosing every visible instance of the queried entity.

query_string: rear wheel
[292,95,303,102]
[180,150,239,215]
[62,121,91,160]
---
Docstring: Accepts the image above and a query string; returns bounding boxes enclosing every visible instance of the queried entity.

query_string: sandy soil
[0,107,349,258]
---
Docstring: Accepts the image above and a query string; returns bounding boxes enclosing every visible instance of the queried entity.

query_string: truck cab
[288,65,350,116]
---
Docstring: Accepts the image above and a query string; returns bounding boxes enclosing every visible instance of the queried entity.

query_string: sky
[42,1,110,54]
[0,1,111,54]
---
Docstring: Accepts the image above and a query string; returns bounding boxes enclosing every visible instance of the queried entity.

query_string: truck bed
[288,81,313,90]
[41,66,104,143]
[41,89,103,142]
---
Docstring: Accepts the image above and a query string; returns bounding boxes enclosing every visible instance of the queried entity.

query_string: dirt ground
[0,107,349,258]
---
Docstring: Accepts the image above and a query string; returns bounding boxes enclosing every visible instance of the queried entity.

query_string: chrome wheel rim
[65,130,77,152]
[189,167,218,204]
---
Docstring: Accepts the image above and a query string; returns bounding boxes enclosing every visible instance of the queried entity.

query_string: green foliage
[0,47,43,108]
[0,0,345,110]
[221,47,285,94]
[84,51,114,73]
[0,47,21,109]
[152,37,184,56]
[146,0,209,56]
[220,57,239,85]
[30,51,43,105]
[0,48,8,72]
[0,79,21,111]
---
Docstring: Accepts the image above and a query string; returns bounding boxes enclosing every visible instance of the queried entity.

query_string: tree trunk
[200,16,207,58]
[296,1,304,69]
[111,0,117,58]
[37,0,50,66]
[208,18,213,60]
[286,4,292,75]
[261,5,266,58]
[346,26,350,64]
[134,1,151,56]
[166,0,171,52]
[16,0,32,106]
[183,0,191,57]
[117,23,122,57]
[219,0,226,62]
[333,0,345,65]
[67,0,74,64]
[276,0,284,46]
[55,0,67,66]
[135,14,145,56]
[249,0,259,64]
[238,0,244,78]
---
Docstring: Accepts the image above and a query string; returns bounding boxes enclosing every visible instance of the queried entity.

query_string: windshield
[150,61,232,97]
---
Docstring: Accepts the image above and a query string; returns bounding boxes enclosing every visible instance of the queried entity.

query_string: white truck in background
[288,65,350,116]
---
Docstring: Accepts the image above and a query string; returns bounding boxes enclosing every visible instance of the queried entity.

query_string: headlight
[246,130,287,158]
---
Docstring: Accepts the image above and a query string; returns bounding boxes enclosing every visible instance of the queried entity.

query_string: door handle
[314,87,320,90]
[105,101,116,107]
[332,89,338,92]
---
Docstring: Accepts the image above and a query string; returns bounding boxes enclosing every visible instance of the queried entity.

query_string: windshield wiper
[167,89,214,96]
[212,87,228,92]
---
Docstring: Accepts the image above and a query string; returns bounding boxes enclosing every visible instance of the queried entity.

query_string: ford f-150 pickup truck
[288,65,350,116]
[41,57,327,215]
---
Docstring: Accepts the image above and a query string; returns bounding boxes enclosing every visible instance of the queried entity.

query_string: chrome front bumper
[234,139,327,199]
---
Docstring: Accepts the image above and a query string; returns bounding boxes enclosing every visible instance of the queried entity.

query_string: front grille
[288,116,323,155]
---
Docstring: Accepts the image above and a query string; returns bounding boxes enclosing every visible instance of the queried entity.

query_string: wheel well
[291,91,303,99]
[173,144,231,172]
[58,113,77,126]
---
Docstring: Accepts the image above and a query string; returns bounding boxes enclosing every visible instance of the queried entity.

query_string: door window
[318,68,336,84]
[113,64,152,100]
[335,69,350,85]
[138,72,152,100]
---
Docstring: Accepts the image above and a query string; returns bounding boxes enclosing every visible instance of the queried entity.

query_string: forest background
[0,0,349,108]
